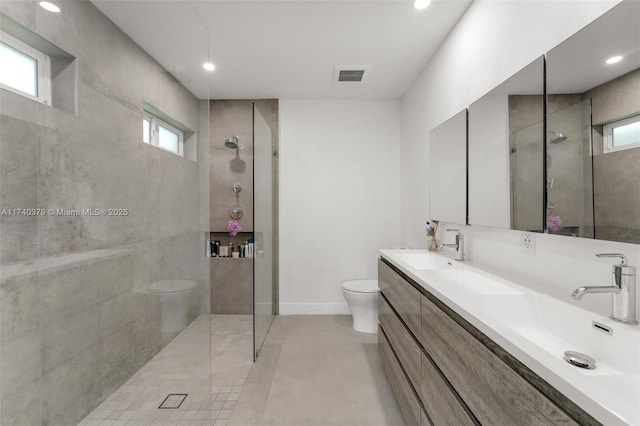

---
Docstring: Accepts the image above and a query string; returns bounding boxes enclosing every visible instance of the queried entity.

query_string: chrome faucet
[440,228,465,261]
[572,253,638,324]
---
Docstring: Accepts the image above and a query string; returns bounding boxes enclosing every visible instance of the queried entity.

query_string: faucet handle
[596,253,627,265]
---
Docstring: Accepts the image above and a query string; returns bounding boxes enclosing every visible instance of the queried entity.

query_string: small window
[603,115,640,153]
[143,112,184,156]
[0,30,51,105]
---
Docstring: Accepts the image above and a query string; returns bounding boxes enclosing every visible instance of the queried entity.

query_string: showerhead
[550,131,568,144]
[225,136,239,149]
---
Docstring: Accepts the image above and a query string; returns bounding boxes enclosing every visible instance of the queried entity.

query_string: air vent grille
[333,65,370,84]
[338,70,365,82]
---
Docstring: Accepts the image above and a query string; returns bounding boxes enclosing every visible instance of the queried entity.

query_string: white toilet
[341,279,379,334]
[147,280,198,334]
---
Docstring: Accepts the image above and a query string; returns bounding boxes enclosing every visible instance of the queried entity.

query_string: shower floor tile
[79,315,253,426]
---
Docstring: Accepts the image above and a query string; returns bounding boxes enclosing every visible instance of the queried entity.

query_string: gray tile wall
[0,1,209,424]
[208,100,278,315]
[587,69,640,243]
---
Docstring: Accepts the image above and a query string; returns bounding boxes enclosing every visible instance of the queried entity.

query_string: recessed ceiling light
[605,55,623,65]
[39,1,60,13]
[202,62,215,71]
[413,0,431,10]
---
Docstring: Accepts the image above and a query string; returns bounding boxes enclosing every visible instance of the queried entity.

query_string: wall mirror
[468,56,545,231]
[546,0,640,243]
[429,109,467,225]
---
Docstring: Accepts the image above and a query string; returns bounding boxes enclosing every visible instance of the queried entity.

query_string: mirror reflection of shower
[225,135,239,149]
[549,130,568,144]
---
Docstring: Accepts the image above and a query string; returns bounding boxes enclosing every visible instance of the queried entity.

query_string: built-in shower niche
[208,232,253,314]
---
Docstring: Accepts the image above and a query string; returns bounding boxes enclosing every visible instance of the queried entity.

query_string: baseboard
[279,303,351,315]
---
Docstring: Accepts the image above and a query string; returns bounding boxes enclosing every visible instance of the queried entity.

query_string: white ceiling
[91,0,472,100]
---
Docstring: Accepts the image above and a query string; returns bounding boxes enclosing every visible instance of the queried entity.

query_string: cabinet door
[421,353,477,426]
[421,296,578,426]
[379,325,421,426]
[379,295,421,392]
[378,259,421,338]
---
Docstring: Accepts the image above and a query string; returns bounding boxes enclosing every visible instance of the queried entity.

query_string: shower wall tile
[0,115,40,263]
[586,69,640,243]
[41,347,101,426]
[0,274,42,426]
[211,259,253,314]
[1,1,210,425]
[594,148,640,244]
[210,100,255,232]
[0,0,37,30]
[588,69,640,125]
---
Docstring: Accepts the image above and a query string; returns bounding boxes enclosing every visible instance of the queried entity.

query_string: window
[143,112,184,156]
[0,30,51,105]
[603,115,640,153]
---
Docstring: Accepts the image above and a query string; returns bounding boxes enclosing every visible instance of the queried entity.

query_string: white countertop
[380,249,640,426]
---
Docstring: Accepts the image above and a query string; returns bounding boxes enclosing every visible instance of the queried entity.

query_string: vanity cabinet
[420,352,475,426]
[421,295,577,426]
[378,257,421,338]
[379,325,422,426]
[379,294,421,391]
[378,258,597,426]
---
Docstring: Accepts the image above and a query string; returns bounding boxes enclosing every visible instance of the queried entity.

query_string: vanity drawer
[421,353,477,426]
[420,295,578,426]
[420,409,431,426]
[379,325,421,426]
[378,259,421,338]
[379,294,421,392]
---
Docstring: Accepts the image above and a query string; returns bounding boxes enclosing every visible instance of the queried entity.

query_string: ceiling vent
[333,65,370,84]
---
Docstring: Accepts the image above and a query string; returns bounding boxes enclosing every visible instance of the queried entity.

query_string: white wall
[402,0,640,318]
[279,100,402,314]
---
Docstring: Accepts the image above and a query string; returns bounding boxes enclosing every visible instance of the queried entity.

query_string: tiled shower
[0,1,275,424]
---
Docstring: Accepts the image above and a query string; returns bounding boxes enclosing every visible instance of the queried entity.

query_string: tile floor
[80,315,404,426]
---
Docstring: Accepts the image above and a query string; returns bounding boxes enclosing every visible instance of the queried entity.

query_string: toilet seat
[148,280,198,294]
[342,279,379,293]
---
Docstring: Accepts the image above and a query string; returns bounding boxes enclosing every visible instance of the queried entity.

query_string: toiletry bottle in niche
[213,240,220,257]
[206,238,211,257]
[229,242,234,258]
[248,239,254,258]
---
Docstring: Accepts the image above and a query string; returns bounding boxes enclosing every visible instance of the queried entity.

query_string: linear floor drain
[159,394,188,409]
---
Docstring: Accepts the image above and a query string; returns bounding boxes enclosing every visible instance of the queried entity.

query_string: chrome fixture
[440,228,465,261]
[228,182,244,219]
[592,321,613,335]
[549,130,568,144]
[572,253,638,324]
[225,136,239,149]
[563,350,596,369]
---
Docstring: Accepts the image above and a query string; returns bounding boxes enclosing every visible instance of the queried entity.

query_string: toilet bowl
[341,279,379,334]
[147,280,198,334]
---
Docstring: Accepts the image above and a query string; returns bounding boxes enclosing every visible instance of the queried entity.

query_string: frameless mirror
[468,56,545,231]
[546,1,640,243]
[429,109,467,225]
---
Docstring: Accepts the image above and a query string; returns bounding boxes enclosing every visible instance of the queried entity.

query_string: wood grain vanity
[378,257,600,426]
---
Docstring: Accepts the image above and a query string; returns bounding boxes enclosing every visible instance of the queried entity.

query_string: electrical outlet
[521,232,536,255]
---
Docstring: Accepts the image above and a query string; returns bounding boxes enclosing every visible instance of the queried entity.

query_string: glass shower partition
[252,104,275,359]
[546,98,595,237]
[0,2,211,424]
